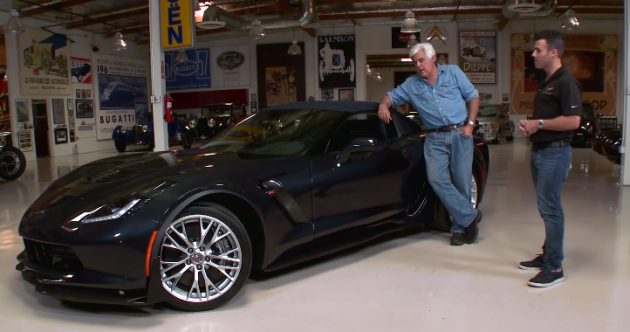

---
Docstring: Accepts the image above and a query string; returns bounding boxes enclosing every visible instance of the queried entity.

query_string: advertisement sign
[164,48,211,91]
[18,28,71,95]
[71,57,92,84]
[160,0,195,50]
[459,31,496,84]
[93,54,149,140]
[317,35,356,89]
[510,34,618,115]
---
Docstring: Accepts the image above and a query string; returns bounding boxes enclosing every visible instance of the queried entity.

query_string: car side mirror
[336,138,377,164]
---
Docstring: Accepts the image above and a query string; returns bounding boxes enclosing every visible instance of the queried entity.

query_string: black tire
[114,139,127,152]
[0,146,26,181]
[160,203,253,311]
[430,169,480,232]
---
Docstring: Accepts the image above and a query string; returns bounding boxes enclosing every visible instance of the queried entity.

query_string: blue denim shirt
[386,64,479,130]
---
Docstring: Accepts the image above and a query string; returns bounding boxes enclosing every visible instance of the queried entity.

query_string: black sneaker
[450,233,465,246]
[519,254,544,271]
[464,210,482,244]
[528,269,564,288]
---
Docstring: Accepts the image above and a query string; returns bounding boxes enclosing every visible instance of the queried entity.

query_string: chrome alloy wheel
[470,172,478,208]
[159,214,243,303]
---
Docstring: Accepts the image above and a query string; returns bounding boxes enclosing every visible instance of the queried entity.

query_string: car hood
[40,149,245,203]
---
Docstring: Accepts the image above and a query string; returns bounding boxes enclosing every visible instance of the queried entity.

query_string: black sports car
[15,101,489,312]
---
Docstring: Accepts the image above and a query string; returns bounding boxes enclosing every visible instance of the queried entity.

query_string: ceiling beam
[65,5,148,30]
[20,0,99,18]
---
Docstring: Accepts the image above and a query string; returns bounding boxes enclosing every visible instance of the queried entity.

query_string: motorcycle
[0,132,26,181]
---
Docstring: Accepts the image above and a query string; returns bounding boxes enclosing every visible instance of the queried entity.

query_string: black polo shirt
[530,66,582,143]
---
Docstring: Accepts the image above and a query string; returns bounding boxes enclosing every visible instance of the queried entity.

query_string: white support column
[149,0,169,151]
[622,0,630,185]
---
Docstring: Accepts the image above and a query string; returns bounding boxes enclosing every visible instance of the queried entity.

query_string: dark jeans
[530,145,571,270]
[424,126,477,233]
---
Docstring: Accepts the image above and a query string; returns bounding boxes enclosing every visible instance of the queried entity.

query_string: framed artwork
[54,127,68,144]
[52,98,65,124]
[338,88,354,101]
[76,99,93,118]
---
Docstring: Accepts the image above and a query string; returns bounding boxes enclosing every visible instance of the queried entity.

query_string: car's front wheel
[158,203,252,311]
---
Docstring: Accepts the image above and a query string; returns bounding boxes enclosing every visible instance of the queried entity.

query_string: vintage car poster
[164,47,211,91]
[256,43,306,109]
[510,34,617,115]
[92,53,149,140]
[70,57,92,84]
[459,31,496,84]
[18,28,71,95]
[318,35,356,89]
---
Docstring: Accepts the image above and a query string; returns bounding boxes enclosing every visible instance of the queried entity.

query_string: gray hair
[409,42,436,60]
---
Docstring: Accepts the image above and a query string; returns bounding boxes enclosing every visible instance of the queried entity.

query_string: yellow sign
[160,0,196,50]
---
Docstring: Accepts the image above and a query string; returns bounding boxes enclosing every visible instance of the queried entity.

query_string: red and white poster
[71,56,92,84]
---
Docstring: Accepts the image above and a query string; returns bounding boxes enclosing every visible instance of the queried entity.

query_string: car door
[310,110,419,240]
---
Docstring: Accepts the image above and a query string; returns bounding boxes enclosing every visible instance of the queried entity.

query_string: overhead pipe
[199,0,316,31]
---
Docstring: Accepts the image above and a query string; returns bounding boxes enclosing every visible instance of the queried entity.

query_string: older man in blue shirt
[378,42,483,246]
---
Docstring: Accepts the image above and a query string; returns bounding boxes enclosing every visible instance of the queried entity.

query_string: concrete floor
[1,138,629,331]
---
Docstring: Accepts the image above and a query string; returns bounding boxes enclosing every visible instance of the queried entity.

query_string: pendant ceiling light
[175,50,188,63]
[113,32,127,51]
[250,19,265,39]
[5,6,25,34]
[401,10,420,34]
[287,30,302,55]
[407,34,418,48]
[561,9,579,31]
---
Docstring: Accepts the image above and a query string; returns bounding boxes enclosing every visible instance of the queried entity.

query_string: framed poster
[164,48,211,90]
[54,127,68,144]
[391,27,420,49]
[459,31,496,84]
[338,88,355,101]
[52,99,65,124]
[318,35,356,89]
[76,99,93,118]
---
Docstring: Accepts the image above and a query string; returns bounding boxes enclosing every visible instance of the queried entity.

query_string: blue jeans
[424,127,477,233]
[530,145,571,270]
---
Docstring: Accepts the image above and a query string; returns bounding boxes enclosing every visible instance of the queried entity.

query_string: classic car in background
[111,112,183,152]
[180,103,248,149]
[592,129,623,165]
[474,104,514,143]
[571,102,601,147]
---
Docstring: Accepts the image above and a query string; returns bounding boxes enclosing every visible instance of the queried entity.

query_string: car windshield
[203,105,233,117]
[199,108,346,158]
[477,105,498,117]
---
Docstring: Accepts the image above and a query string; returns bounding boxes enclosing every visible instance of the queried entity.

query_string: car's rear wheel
[159,203,252,311]
[431,170,480,232]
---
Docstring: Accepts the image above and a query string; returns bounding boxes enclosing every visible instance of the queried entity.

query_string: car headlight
[142,125,148,132]
[64,180,177,228]
[189,119,197,128]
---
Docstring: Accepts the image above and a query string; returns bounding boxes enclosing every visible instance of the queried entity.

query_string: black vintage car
[180,103,248,149]
[571,102,601,147]
[15,101,489,312]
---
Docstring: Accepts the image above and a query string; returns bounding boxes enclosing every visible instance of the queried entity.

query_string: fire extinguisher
[164,94,173,122]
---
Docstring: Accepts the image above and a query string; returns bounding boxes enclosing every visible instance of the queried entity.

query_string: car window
[200,108,346,158]
[326,112,398,153]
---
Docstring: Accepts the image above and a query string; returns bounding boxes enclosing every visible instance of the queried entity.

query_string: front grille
[23,239,83,272]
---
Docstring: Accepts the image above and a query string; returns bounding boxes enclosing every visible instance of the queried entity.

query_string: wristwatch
[468,120,475,126]
[538,119,544,129]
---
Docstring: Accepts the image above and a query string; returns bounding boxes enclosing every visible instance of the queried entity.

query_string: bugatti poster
[92,54,149,140]
[18,28,71,95]
[318,35,356,89]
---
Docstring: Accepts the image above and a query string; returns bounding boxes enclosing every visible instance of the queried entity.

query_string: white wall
[1,12,148,161]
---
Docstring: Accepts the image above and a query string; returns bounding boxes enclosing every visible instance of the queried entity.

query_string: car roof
[261,101,380,113]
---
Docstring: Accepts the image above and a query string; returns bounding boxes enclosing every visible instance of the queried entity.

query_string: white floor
[1,139,629,331]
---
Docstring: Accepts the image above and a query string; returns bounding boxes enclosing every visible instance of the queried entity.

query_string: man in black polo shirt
[517,30,581,288]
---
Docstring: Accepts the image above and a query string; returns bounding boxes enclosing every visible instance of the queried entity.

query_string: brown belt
[427,121,466,133]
